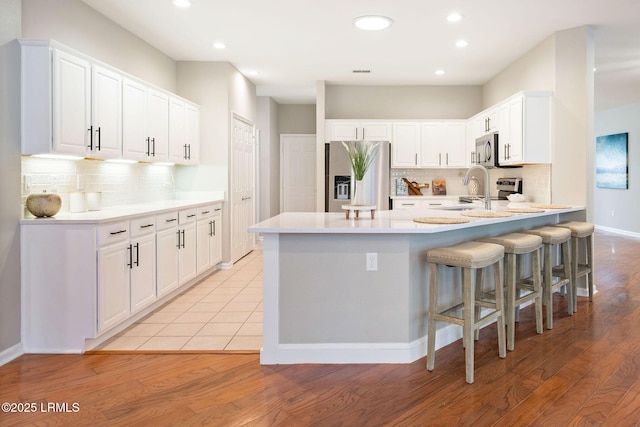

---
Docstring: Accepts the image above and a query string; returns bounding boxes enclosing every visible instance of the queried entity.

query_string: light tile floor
[96,247,263,352]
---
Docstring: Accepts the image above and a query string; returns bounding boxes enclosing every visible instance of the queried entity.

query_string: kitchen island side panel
[278,234,411,344]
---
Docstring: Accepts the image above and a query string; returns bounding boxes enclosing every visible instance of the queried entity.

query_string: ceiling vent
[352,69,371,73]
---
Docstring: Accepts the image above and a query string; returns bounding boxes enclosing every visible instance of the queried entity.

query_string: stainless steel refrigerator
[325,141,390,212]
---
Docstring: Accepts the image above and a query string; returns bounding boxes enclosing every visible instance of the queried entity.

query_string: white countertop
[21,198,225,225]
[249,201,584,234]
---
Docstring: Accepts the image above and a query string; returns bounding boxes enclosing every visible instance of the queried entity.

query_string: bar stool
[479,233,543,351]
[523,226,573,329]
[554,221,595,312]
[426,241,506,384]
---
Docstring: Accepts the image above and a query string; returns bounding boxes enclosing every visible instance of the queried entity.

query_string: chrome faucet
[463,165,491,211]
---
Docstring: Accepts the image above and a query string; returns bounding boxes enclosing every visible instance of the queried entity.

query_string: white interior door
[281,134,317,212]
[231,115,256,263]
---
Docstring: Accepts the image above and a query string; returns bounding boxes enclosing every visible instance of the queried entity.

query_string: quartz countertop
[20,198,225,225]
[250,201,584,234]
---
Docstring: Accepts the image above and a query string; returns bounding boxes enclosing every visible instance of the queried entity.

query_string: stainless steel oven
[474,132,499,168]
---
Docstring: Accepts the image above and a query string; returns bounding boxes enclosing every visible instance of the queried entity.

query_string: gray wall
[483,26,594,210]
[325,85,483,120]
[22,0,176,92]
[256,97,280,220]
[278,104,316,134]
[594,102,640,235]
[0,0,22,358]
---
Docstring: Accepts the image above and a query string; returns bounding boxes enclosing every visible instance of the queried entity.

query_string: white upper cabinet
[90,65,122,159]
[169,97,199,164]
[325,120,391,142]
[497,92,551,166]
[392,121,467,168]
[20,39,199,163]
[51,49,91,156]
[392,122,421,167]
[122,79,169,162]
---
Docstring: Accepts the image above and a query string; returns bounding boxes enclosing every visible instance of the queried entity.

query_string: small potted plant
[342,141,379,205]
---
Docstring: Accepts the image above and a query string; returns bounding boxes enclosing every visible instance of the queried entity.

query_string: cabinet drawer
[196,204,215,220]
[156,211,179,231]
[97,221,130,246]
[179,208,197,224]
[130,216,156,237]
[393,200,422,210]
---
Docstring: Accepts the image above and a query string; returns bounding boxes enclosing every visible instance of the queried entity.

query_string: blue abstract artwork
[596,133,628,189]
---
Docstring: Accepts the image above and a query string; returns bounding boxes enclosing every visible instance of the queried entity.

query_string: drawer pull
[165,218,177,223]
[214,208,222,211]
[187,214,196,218]
[109,230,127,235]
[140,224,154,228]
[202,210,210,214]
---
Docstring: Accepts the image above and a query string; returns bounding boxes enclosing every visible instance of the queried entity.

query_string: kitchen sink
[432,206,478,211]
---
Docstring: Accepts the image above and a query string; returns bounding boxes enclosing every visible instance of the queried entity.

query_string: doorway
[280,134,317,212]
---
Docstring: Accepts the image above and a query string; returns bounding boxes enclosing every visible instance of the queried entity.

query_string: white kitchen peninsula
[250,203,585,365]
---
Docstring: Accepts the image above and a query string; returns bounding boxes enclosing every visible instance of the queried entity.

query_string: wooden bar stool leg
[505,253,516,351]
[533,247,543,334]
[562,240,573,315]
[426,263,438,371]
[587,234,594,302]
[463,267,476,384]
[493,259,506,358]
[543,243,554,329]
[474,268,484,341]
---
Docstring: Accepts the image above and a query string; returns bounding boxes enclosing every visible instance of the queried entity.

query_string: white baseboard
[0,343,23,366]
[261,324,463,364]
[595,225,640,240]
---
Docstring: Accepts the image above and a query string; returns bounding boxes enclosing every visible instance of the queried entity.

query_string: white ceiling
[82,0,640,109]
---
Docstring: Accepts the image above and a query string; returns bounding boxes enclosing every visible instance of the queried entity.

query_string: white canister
[86,192,102,211]
[69,192,87,213]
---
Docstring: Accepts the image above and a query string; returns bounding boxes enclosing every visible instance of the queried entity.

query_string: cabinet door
[196,219,212,274]
[392,123,419,167]
[507,97,524,163]
[362,123,391,141]
[179,222,198,285]
[52,49,90,156]
[122,78,150,161]
[485,108,499,133]
[184,103,200,164]
[130,234,156,313]
[442,122,467,167]
[98,242,130,332]
[327,121,358,141]
[420,123,443,167]
[156,227,180,297]
[147,89,169,162]
[91,65,122,159]
[169,97,186,163]
[211,213,222,265]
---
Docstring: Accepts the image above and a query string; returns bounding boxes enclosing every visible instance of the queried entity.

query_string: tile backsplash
[21,157,176,215]
[391,164,551,203]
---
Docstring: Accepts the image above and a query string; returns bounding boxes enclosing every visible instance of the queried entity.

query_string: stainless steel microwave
[474,132,499,168]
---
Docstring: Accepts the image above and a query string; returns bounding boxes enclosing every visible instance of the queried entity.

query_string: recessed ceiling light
[447,13,462,22]
[173,0,191,7]
[435,69,445,75]
[213,42,226,49]
[353,15,393,31]
[455,40,468,48]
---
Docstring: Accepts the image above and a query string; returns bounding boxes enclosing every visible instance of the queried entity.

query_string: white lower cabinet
[97,217,158,333]
[196,204,223,274]
[21,201,225,353]
[156,208,198,298]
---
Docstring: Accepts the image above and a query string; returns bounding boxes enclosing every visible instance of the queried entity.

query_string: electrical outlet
[23,175,32,192]
[612,210,615,217]
[76,175,84,191]
[366,253,378,271]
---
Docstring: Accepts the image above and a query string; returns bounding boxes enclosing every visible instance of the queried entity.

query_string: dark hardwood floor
[2,231,640,426]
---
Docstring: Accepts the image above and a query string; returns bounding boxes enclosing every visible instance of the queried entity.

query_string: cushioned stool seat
[479,233,543,351]
[426,241,506,384]
[554,221,595,312]
[523,226,573,329]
